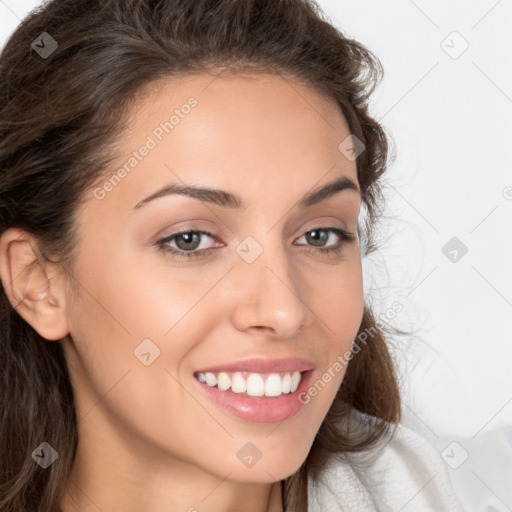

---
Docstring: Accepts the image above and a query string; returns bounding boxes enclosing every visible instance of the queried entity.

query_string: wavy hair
[0,0,402,510]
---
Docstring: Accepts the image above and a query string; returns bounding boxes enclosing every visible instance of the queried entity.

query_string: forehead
[88,71,358,217]
[122,70,352,154]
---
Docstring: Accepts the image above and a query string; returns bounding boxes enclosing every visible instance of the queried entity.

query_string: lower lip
[194,370,313,423]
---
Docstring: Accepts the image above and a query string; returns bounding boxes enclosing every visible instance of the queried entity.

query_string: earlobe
[0,227,69,341]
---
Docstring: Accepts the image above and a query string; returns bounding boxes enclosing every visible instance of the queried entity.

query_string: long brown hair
[0,1,403,510]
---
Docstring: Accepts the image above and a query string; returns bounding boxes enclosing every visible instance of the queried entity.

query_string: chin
[218,443,312,484]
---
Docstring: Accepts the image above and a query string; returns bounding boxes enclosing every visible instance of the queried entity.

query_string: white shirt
[307,413,466,511]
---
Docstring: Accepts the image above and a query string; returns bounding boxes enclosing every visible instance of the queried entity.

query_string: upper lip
[194,357,314,374]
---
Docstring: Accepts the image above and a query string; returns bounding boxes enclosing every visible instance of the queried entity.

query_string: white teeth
[282,373,291,394]
[195,370,304,397]
[246,374,265,396]
[290,371,301,392]
[217,372,231,391]
[205,372,217,387]
[231,372,247,393]
[265,373,282,397]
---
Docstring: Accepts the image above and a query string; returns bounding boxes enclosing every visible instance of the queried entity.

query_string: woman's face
[62,72,364,484]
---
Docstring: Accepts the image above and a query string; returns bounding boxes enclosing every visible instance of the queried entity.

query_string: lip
[194,357,314,374]
[194,368,314,423]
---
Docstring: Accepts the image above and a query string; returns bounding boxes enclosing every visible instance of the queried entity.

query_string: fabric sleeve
[307,421,467,512]
[365,422,467,512]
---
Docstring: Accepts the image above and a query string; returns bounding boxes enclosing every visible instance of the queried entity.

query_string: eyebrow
[132,174,360,211]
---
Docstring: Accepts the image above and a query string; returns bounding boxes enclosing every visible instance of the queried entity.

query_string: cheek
[63,262,226,467]
[298,258,363,410]
[310,256,364,343]
[64,245,230,422]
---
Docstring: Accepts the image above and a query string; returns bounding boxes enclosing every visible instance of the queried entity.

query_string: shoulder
[307,413,466,512]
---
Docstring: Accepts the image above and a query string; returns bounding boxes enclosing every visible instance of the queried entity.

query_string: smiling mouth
[193,370,306,398]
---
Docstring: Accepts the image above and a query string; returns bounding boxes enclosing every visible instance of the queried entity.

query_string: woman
[0,0,465,510]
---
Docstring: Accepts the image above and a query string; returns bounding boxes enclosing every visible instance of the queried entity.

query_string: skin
[0,71,364,511]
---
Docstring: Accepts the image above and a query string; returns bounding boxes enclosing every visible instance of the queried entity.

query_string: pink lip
[193,368,314,423]
[194,357,314,374]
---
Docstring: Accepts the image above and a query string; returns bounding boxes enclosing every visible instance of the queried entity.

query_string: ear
[0,227,69,341]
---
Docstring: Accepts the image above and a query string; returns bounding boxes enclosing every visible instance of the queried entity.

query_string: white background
[1,1,511,510]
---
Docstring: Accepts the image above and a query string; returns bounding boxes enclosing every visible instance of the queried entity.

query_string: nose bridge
[229,232,310,336]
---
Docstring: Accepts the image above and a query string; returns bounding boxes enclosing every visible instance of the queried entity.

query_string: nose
[229,240,312,339]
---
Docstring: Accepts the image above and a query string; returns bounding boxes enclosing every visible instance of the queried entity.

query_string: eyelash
[156,227,356,260]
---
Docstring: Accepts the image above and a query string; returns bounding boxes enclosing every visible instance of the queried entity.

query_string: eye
[295,227,356,257]
[156,227,356,259]
[157,229,218,259]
